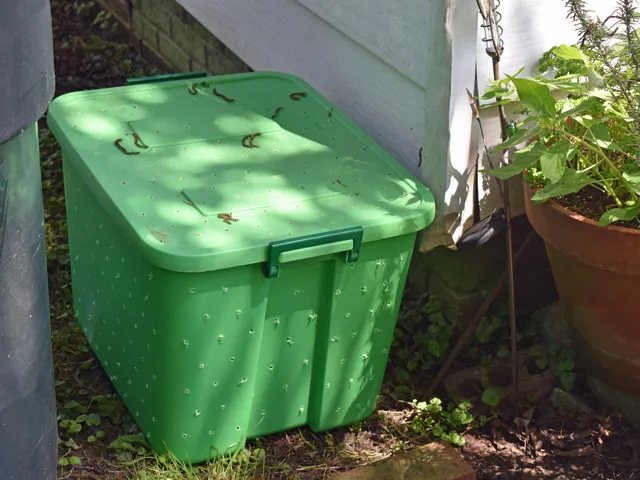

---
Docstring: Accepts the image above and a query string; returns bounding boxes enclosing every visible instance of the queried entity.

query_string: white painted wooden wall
[177,0,617,250]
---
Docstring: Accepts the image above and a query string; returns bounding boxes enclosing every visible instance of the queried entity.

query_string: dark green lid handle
[126,71,209,86]
[263,226,364,279]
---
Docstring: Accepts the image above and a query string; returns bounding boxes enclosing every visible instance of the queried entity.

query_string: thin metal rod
[425,232,536,399]
[492,57,519,418]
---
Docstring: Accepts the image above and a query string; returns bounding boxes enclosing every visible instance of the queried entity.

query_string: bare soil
[555,184,640,229]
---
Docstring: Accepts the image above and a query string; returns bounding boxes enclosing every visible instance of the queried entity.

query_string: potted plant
[480,0,640,416]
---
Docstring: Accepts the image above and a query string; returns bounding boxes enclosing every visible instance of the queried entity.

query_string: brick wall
[97,0,251,74]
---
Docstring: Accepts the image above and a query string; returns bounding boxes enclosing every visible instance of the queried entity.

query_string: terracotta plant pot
[523,181,640,397]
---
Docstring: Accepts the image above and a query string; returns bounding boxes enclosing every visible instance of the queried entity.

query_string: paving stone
[330,442,475,480]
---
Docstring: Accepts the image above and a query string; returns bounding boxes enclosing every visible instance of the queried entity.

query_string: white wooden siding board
[177,0,426,176]
[294,0,427,87]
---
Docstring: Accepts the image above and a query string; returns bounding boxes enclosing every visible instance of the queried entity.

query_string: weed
[409,397,474,447]
[531,343,576,390]
[126,446,266,480]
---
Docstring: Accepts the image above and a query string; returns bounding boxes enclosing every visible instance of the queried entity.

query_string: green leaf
[110,434,149,453]
[535,356,549,370]
[587,121,617,150]
[95,430,105,439]
[58,458,69,466]
[395,369,410,383]
[558,371,575,390]
[448,432,466,446]
[511,77,557,117]
[540,139,573,183]
[407,360,419,372]
[64,438,79,449]
[487,142,545,179]
[91,395,121,418]
[561,97,599,118]
[599,205,640,226]
[496,126,540,151]
[530,169,590,203]
[497,346,510,357]
[623,170,640,195]
[86,413,101,426]
[553,44,587,63]
[88,435,97,443]
[68,421,82,433]
[64,400,84,412]
[69,456,82,466]
[481,389,501,407]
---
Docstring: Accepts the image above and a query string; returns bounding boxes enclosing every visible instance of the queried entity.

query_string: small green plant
[481,388,501,407]
[481,0,640,227]
[410,398,474,447]
[531,343,576,390]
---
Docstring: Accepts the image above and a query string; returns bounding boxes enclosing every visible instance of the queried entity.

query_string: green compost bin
[47,71,436,463]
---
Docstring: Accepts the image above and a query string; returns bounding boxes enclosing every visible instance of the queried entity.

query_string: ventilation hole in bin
[269,365,274,371]
[229,357,235,363]
[236,426,241,431]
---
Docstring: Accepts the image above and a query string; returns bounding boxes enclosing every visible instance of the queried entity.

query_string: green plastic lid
[47,72,435,273]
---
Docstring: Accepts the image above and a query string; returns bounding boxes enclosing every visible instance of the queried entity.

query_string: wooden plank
[419,0,479,250]
[177,0,426,177]
[294,0,426,87]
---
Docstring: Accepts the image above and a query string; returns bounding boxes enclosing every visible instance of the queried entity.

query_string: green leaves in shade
[530,169,591,203]
[481,389,501,407]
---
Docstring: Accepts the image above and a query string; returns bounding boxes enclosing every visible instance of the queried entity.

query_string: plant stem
[559,130,638,202]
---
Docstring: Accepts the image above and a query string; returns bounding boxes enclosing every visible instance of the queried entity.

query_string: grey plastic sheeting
[0,125,58,479]
[0,0,55,143]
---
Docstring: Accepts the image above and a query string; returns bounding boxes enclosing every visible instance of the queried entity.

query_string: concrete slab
[330,442,475,480]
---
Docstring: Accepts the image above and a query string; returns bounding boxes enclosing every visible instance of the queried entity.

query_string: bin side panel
[64,157,270,463]
[308,233,415,431]
[153,265,269,462]
[247,257,329,438]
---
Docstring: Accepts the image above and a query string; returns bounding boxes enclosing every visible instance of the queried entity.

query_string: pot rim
[524,178,640,274]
